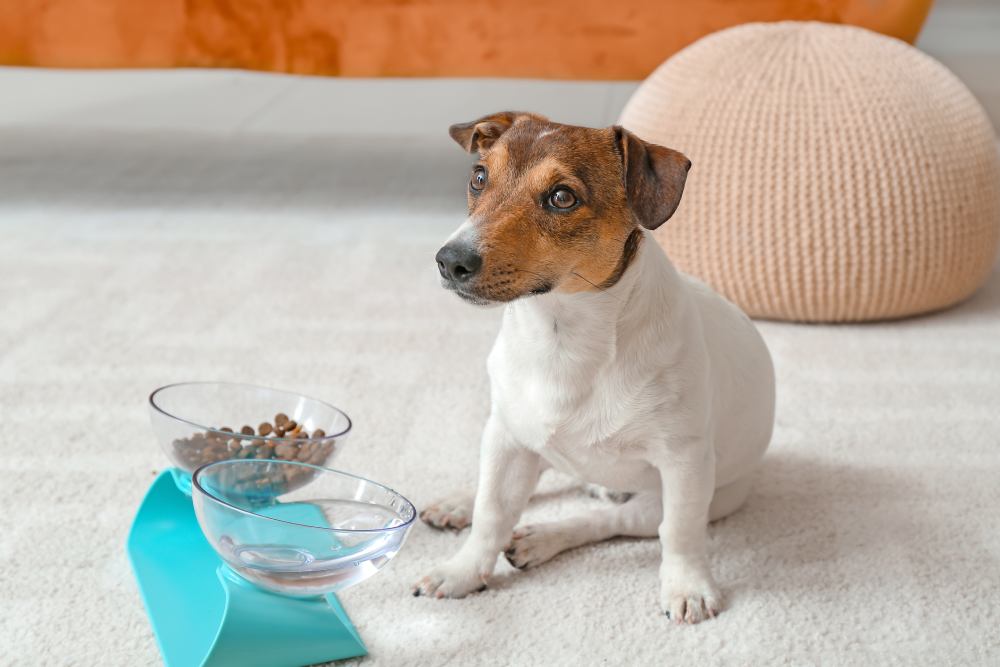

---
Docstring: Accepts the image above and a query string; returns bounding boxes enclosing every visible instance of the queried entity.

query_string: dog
[413,112,775,624]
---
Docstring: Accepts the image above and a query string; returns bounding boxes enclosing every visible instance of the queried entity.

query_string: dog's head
[435,112,690,305]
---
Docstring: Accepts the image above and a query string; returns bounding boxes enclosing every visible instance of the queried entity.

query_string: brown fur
[447,112,690,303]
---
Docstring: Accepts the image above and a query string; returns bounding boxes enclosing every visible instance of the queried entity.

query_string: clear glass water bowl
[192,459,416,597]
[148,382,352,492]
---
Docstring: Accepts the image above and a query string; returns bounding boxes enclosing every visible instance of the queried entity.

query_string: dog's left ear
[449,111,544,154]
[613,126,691,230]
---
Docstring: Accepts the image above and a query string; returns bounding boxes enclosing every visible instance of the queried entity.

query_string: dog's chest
[489,320,656,487]
[498,372,653,488]
[498,368,594,446]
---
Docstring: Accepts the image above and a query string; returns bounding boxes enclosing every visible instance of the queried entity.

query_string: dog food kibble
[170,412,337,471]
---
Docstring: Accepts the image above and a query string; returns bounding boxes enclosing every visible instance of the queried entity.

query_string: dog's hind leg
[504,490,660,569]
[421,460,551,531]
[584,484,634,504]
[708,474,754,522]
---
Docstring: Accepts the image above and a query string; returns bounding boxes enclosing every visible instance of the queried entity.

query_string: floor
[2,6,1000,666]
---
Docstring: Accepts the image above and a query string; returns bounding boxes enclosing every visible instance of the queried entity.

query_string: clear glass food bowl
[193,459,416,597]
[148,382,351,492]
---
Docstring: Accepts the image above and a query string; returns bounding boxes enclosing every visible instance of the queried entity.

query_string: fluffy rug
[2,125,999,666]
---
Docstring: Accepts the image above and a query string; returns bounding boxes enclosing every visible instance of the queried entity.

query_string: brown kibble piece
[173,412,337,486]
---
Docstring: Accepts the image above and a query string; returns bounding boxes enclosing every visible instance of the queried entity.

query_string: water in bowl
[215,499,408,597]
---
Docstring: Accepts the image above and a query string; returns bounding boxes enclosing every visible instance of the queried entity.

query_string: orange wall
[0,0,932,79]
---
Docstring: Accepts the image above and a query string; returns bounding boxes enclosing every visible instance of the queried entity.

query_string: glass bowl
[149,382,351,492]
[192,460,415,597]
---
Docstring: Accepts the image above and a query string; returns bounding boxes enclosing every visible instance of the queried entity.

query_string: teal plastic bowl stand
[127,470,367,667]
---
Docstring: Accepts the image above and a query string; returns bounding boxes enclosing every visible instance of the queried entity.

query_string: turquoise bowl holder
[127,470,367,667]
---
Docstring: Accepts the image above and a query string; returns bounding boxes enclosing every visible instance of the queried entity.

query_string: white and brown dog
[414,112,775,623]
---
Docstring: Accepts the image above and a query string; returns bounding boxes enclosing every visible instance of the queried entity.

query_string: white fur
[415,230,775,623]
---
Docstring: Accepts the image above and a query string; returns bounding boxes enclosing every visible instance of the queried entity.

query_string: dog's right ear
[613,126,691,230]
[448,112,542,154]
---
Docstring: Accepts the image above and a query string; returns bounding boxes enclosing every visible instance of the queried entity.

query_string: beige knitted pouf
[620,21,1000,322]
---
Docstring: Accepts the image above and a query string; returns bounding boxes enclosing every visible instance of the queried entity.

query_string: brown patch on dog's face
[439,112,690,304]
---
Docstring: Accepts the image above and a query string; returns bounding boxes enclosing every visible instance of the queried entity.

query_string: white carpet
[2,76,1000,667]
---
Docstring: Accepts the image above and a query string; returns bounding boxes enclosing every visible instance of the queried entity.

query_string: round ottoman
[620,21,1000,322]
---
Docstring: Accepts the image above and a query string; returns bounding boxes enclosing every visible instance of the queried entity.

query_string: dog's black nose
[436,243,482,283]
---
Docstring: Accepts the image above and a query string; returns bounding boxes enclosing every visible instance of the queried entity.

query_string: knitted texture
[620,21,1000,322]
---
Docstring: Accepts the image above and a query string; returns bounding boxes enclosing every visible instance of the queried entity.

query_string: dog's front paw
[419,491,474,531]
[659,557,723,624]
[412,558,490,599]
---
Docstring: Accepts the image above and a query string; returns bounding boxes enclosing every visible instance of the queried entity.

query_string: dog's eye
[470,167,487,192]
[548,187,577,210]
